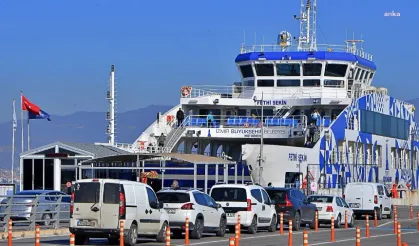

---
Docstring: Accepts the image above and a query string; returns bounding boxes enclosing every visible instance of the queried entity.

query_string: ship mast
[295,0,317,51]
[106,65,116,145]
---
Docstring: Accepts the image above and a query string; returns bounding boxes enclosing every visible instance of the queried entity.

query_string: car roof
[157,188,203,193]
[308,194,335,197]
[211,184,260,189]
[264,187,295,191]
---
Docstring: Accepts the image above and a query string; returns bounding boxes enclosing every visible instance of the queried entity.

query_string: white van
[69,179,169,246]
[343,182,393,220]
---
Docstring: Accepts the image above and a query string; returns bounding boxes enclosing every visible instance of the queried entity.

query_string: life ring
[244,122,249,128]
[181,86,192,97]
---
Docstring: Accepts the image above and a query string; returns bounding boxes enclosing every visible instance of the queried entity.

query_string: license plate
[226,213,235,217]
[167,209,176,214]
[350,203,360,208]
[77,220,95,226]
[317,207,322,211]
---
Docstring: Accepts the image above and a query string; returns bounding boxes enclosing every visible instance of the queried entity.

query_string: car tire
[74,235,87,245]
[191,218,204,239]
[292,212,301,231]
[334,214,341,228]
[309,213,316,229]
[42,213,52,226]
[349,214,355,228]
[376,208,382,220]
[387,206,393,219]
[268,215,277,232]
[124,223,138,246]
[248,216,258,234]
[216,217,227,237]
[156,221,168,242]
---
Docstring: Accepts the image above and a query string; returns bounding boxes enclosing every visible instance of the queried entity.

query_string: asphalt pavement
[5,206,419,246]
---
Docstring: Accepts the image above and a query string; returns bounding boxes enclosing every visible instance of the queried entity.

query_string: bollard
[69,234,75,246]
[330,216,335,242]
[410,204,413,219]
[315,210,319,232]
[235,223,240,246]
[397,222,401,246]
[185,217,190,245]
[229,237,235,246]
[303,230,308,246]
[35,225,40,246]
[237,214,241,239]
[394,212,398,234]
[365,215,370,238]
[356,226,361,246]
[402,243,408,246]
[345,210,348,229]
[280,212,284,235]
[8,219,12,246]
[374,209,378,227]
[417,212,419,232]
[120,220,124,246]
[166,227,171,246]
[395,205,398,216]
[288,220,293,246]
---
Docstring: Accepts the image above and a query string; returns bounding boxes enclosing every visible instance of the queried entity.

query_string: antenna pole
[107,65,116,145]
[297,0,317,51]
[258,92,264,185]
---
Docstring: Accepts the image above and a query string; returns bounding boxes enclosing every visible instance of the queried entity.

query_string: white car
[156,188,227,239]
[209,183,277,234]
[308,195,355,228]
[344,182,393,220]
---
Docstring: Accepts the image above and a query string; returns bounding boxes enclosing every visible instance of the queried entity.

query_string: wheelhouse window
[324,64,348,77]
[243,80,254,87]
[358,70,365,81]
[303,79,320,87]
[303,63,322,76]
[324,80,344,88]
[240,65,254,78]
[276,63,300,76]
[277,79,300,87]
[255,64,274,76]
[257,79,275,87]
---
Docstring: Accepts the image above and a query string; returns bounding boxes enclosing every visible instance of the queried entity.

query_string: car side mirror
[217,203,222,209]
[159,201,164,209]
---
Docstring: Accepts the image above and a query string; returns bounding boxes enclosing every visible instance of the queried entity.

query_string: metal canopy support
[234,164,238,184]
[215,164,219,183]
[193,163,197,189]
[204,164,208,194]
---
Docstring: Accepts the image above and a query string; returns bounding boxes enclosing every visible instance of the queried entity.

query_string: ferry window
[240,65,254,78]
[257,79,275,87]
[303,79,320,87]
[303,63,322,76]
[364,72,370,82]
[324,80,344,88]
[359,70,365,81]
[325,64,348,77]
[277,79,300,87]
[276,63,300,76]
[375,113,382,135]
[355,69,361,80]
[360,110,408,140]
[243,80,254,87]
[369,73,374,79]
[255,63,274,76]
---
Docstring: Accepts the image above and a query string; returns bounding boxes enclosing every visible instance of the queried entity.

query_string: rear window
[266,190,287,203]
[74,182,100,203]
[103,183,120,204]
[210,188,247,202]
[157,192,190,203]
[308,196,333,203]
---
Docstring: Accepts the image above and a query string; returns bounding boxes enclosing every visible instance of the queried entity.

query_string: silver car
[0,190,70,226]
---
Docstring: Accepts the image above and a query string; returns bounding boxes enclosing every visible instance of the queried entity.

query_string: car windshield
[308,196,333,203]
[266,190,287,203]
[210,188,247,202]
[157,192,190,203]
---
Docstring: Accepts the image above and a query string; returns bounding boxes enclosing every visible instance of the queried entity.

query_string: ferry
[116,0,418,198]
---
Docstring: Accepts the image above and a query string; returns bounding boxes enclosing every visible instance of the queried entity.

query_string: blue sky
[1,0,417,122]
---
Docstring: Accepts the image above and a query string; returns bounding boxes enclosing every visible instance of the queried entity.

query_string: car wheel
[216,217,227,237]
[248,216,257,234]
[124,223,138,246]
[334,214,341,228]
[309,213,316,229]
[74,235,87,245]
[191,218,204,239]
[42,213,52,226]
[376,208,382,220]
[268,215,277,232]
[349,214,355,228]
[292,212,301,231]
[387,206,393,219]
[156,221,168,242]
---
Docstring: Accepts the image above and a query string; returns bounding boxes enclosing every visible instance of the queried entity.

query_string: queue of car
[1,179,390,246]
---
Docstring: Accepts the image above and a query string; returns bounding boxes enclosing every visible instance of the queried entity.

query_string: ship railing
[240,43,373,61]
[182,85,348,99]
[183,114,307,129]
[115,142,135,150]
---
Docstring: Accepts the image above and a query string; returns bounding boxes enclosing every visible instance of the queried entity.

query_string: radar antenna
[295,0,317,51]
[106,65,116,145]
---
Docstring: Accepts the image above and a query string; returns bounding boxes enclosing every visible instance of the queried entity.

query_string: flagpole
[21,91,24,153]
[12,99,16,184]
[27,115,30,151]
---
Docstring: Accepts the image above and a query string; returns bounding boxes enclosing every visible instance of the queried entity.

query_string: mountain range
[0,105,172,169]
